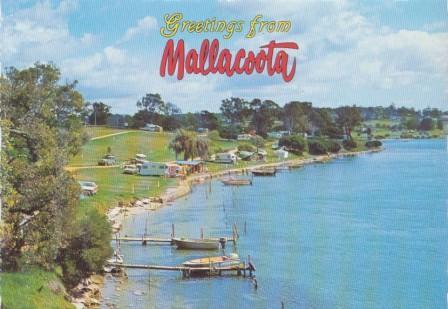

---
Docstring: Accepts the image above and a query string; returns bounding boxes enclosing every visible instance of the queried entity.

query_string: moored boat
[251,168,276,176]
[172,237,221,250]
[221,178,252,186]
[182,254,241,268]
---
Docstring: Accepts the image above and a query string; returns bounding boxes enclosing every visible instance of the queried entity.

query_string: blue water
[101,139,447,308]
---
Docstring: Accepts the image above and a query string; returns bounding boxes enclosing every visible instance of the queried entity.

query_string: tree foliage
[279,135,307,154]
[168,130,209,160]
[0,64,111,285]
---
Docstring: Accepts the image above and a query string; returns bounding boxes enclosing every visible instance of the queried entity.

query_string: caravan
[214,153,237,164]
[139,162,168,176]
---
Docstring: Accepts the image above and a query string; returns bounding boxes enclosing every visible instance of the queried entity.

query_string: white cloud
[118,16,158,43]
[0,0,94,66]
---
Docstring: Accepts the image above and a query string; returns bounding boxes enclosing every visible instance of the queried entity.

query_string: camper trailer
[139,162,168,176]
[214,153,237,164]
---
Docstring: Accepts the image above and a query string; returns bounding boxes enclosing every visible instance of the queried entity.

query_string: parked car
[79,181,98,196]
[123,164,139,174]
[98,154,117,166]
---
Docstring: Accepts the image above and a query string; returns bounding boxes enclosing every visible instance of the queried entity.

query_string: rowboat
[221,178,252,186]
[182,254,241,268]
[172,237,221,250]
[251,168,276,176]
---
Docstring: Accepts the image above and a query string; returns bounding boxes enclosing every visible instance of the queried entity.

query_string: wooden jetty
[106,260,255,278]
[114,224,239,246]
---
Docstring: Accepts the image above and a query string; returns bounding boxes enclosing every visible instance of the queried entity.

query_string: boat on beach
[221,178,252,186]
[251,168,276,176]
[172,237,222,250]
[182,254,241,268]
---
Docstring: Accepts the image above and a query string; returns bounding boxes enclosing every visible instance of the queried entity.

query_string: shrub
[342,139,357,150]
[308,139,328,155]
[279,135,306,154]
[238,143,256,152]
[365,140,382,148]
[59,208,112,288]
[218,125,241,139]
[326,140,341,153]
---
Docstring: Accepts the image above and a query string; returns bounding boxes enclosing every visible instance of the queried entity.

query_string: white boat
[182,254,241,267]
[172,237,221,250]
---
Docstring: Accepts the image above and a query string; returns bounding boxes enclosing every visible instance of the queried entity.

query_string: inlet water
[101,139,447,308]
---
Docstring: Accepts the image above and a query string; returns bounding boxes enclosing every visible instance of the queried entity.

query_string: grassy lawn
[70,131,176,167]
[71,167,178,213]
[1,270,73,309]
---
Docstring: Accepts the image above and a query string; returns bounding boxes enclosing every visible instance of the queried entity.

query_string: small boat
[275,165,290,171]
[172,237,221,250]
[251,168,276,176]
[182,254,241,268]
[221,178,252,186]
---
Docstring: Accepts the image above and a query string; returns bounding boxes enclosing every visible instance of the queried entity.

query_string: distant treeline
[86,94,446,138]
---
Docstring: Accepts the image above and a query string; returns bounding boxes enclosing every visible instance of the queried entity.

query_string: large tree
[0,64,111,281]
[335,106,362,140]
[282,101,312,133]
[220,97,250,125]
[249,99,280,137]
[87,101,111,125]
[168,130,209,160]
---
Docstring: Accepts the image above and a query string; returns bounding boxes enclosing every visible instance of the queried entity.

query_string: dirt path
[65,165,120,172]
[90,131,139,141]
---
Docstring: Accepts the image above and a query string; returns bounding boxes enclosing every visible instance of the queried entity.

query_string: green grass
[70,131,176,167]
[72,167,178,213]
[1,270,73,309]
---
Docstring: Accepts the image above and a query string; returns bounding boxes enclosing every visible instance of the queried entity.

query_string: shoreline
[72,147,382,308]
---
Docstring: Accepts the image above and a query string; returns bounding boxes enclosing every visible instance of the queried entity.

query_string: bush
[342,139,357,150]
[59,208,112,288]
[279,135,306,154]
[326,140,341,153]
[308,139,328,155]
[307,138,341,155]
[218,126,241,139]
[238,143,256,152]
[365,140,382,148]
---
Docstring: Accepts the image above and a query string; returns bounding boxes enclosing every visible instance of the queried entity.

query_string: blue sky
[1,0,447,114]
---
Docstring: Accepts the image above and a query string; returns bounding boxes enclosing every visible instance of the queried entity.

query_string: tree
[220,97,250,125]
[335,106,362,140]
[168,130,209,160]
[404,117,419,130]
[250,135,265,152]
[198,111,219,130]
[419,118,434,131]
[87,102,111,125]
[250,99,280,137]
[0,64,111,284]
[279,135,306,155]
[136,93,167,125]
[282,101,312,133]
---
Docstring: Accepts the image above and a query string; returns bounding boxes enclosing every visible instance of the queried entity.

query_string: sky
[0,0,447,114]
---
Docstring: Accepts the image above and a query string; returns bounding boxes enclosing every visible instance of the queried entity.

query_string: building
[176,160,205,175]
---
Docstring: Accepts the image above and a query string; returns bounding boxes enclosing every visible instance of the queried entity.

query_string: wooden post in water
[171,223,175,238]
[244,221,247,235]
[248,255,252,277]
[200,227,204,239]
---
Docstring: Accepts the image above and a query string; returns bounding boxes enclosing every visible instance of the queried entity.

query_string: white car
[123,164,139,174]
[79,181,98,196]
